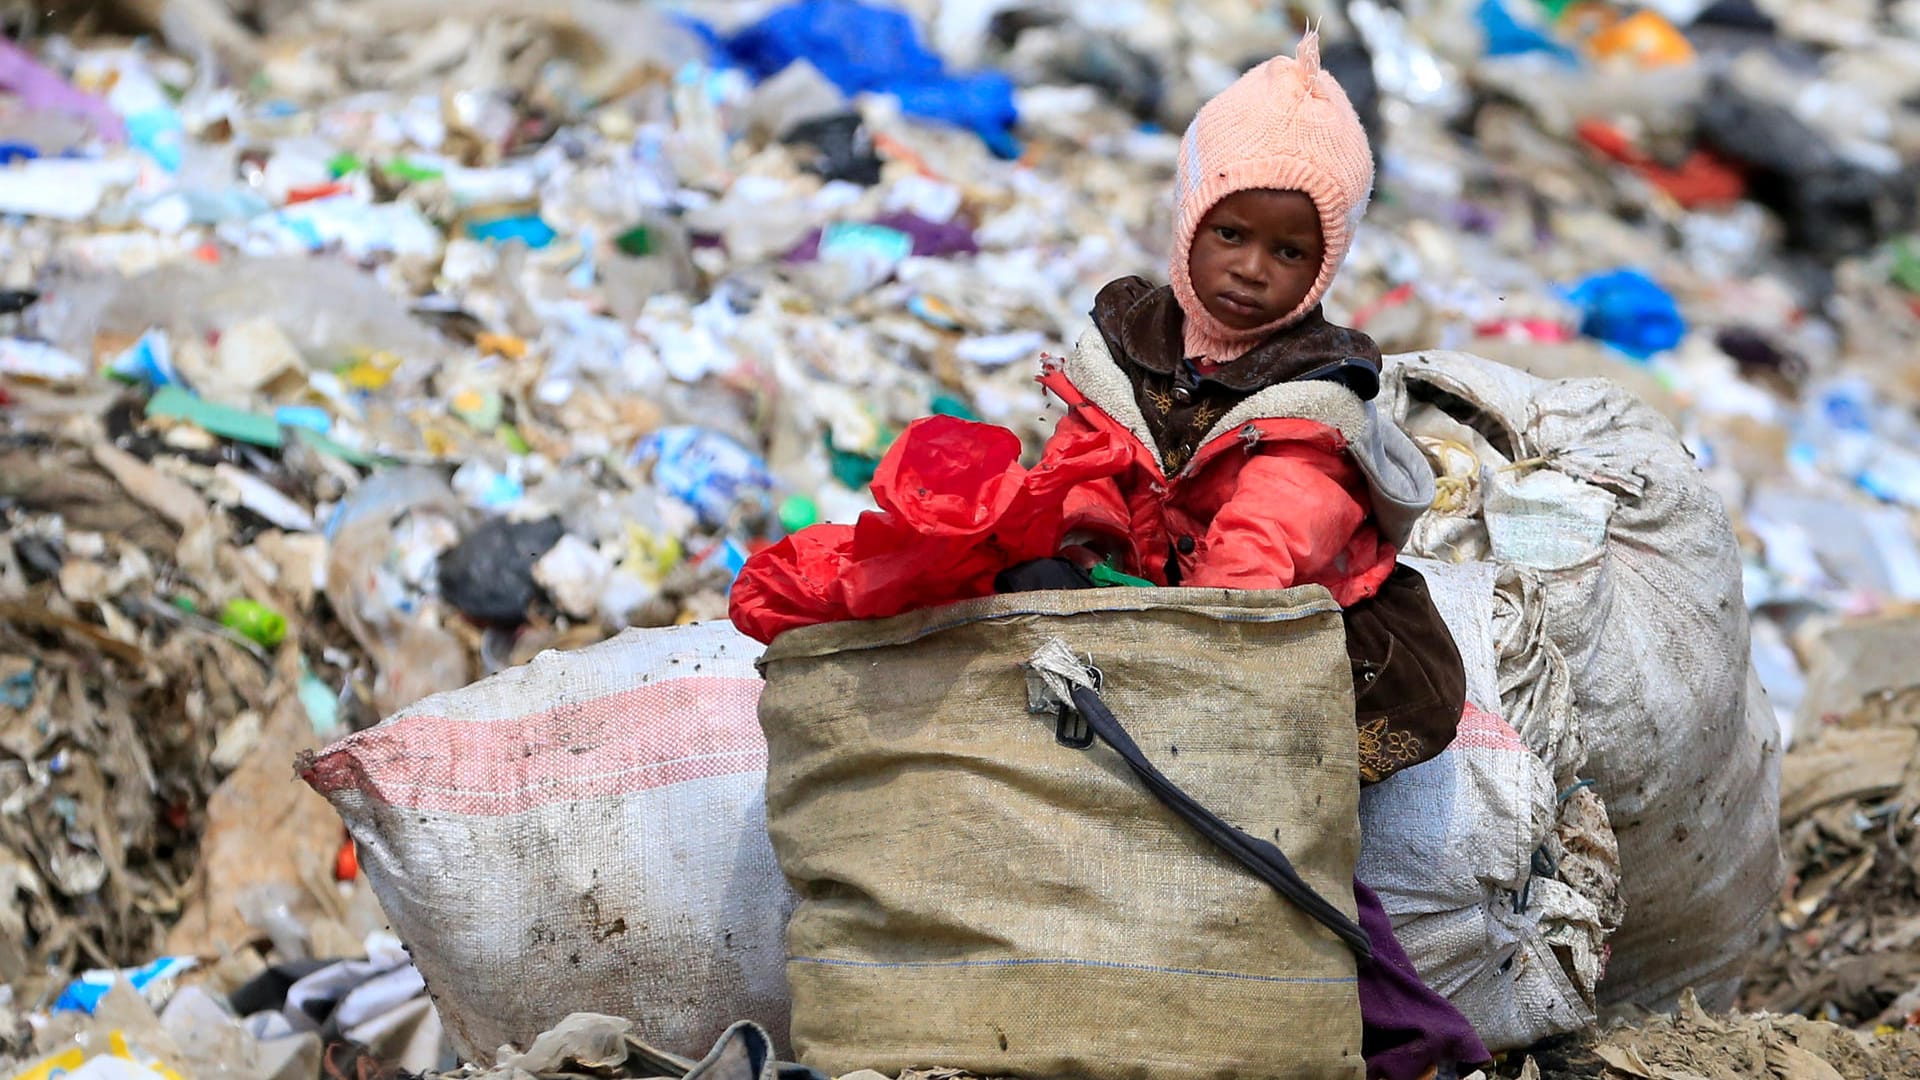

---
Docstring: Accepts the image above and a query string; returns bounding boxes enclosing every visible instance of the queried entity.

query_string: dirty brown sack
[757,587,1365,1080]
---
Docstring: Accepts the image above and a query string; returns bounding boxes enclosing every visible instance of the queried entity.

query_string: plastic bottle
[220,599,288,648]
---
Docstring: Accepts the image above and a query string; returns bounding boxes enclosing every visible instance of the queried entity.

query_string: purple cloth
[0,40,124,141]
[1356,878,1490,1080]
[785,211,980,262]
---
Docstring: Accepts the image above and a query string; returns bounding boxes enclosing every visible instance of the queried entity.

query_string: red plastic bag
[730,415,1129,642]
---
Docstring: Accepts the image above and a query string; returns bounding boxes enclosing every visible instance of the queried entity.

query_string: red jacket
[1037,354,1396,607]
[728,325,1434,644]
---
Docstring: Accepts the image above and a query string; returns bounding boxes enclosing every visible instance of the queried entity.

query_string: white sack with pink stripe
[302,621,796,1066]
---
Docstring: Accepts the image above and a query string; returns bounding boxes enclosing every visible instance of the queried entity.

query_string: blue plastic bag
[466,214,557,249]
[1477,0,1580,63]
[53,957,197,1014]
[715,0,1020,157]
[1567,268,1685,360]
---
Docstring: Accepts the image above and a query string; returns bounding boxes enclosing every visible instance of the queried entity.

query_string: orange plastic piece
[336,834,359,881]
[286,182,351,205]
[1587,10,1695,67]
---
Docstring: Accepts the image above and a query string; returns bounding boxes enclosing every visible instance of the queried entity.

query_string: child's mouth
[1215,291,1266,320]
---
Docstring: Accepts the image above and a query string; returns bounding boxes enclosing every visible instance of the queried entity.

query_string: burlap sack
[757,587,1366,1080]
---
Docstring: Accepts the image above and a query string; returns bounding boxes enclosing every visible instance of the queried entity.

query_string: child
[1000,32,1489,1080]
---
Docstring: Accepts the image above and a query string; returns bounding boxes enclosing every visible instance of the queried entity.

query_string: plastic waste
[1696,84,1916,260]
[741,59,848,141]
[1,338,88,382]
[1566,269,1686,359]
[107,332,183,388]
[1,659,34,709]
[634,427,777,530]
[11,1034,186,1080]
[715,0,1022,156]
[98,57,185,172]
[997,16,1165,122]
[145,387,284,449]
[246,197,445,260]
[531,535,617,621]
[1477,0,1580,63]
[1577,120,1745,208]
[466,214,558,249]
[220,600,289,649]
[1583,10,1697,67]
[436,517,568,626]
[794,212,980,264]
[324,470,473,716]
[817,222,915,267]
[957,330,1048,367]
[783,113,884,184]
[35,257,448,371]
[778,494,821,535]
[0,38,124,139]
[0,157,141,220]
[54,959,198,1016]
[1892,238,1920,294]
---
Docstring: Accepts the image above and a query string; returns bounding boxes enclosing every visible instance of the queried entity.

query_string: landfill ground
[6,0,1920,1077]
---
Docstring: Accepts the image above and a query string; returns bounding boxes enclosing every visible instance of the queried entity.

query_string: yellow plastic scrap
[420,424,460,458]
[12,1031,187,1080]
[342,350,403,391]
[451,388,486,416]
[623,524,684,583]
[451,387,504,431]
[475,332,529,361]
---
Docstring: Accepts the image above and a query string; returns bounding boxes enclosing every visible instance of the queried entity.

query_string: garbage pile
[1740,611,1920,1031]
[1505,994,1920,1079]
[3,0,1920,1073]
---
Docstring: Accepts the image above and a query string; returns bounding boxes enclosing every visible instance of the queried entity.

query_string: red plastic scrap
[286,182,351,205]
[1350,283,1416,331]
[1576,119,1746,209]
[335,832,359,882]
[1475,318,1577,343]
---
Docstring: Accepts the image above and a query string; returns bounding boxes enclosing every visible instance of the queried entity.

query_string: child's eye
[1213,226,1241,243]
[1277,245,1306,261]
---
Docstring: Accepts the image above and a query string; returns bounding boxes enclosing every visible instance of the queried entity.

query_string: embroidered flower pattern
[1356,716,1425,784]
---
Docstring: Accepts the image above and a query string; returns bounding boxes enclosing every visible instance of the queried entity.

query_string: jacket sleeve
[1185,441,1369,590]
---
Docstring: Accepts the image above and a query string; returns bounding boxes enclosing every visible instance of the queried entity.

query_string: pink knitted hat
[1170,31,1376,364]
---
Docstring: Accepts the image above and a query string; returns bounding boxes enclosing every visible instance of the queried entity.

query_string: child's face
[1187,189,1324,331]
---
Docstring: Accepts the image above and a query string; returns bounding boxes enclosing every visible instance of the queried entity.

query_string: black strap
[1066,684,1375,962]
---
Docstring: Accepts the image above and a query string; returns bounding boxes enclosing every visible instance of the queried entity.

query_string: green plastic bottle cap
[778,494,820,534]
